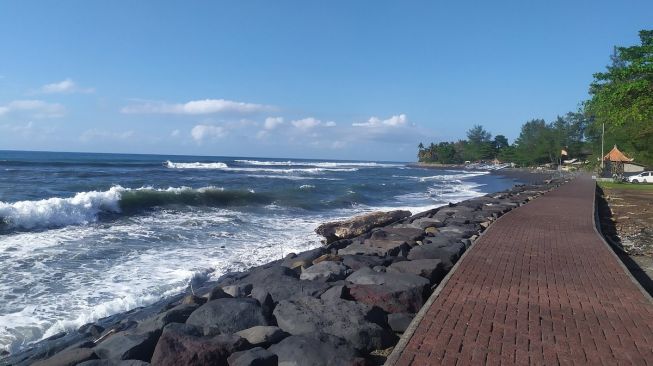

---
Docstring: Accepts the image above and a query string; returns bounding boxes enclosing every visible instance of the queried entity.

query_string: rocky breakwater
[3,178,566,366]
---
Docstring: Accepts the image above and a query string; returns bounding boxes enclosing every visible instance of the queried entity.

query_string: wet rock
[387,313,415,333]
[233,266,330,303]
[227,347,277,366]
[32,348,98,366]
[387,259,445,284]
[137,303,199,334]
[234,326,288,347]
[186,298,268,334]
[273,296,394,352]
[151,323,249,366]
[299,261,351,282]
[269,333,363,366]
[316,210,411,243]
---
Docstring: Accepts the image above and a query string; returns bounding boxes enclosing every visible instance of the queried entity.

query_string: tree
[585,29,653,165]
[514,119,557,165]
[493,135,509,151]
[466,125,492,144]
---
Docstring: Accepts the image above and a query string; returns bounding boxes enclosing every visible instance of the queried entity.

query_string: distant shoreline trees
[418,29,652,168]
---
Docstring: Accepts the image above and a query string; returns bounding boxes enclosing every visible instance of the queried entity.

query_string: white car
[626,171,653,183]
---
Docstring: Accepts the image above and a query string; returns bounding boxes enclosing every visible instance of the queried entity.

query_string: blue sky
[0,1,651,161]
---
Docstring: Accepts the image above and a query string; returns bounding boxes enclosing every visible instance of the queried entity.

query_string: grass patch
[598,181,653,191]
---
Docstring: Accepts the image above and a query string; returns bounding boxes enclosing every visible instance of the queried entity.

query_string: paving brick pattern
[392,177,653,365]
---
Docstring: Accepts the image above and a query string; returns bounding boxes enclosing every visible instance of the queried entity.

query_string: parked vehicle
[626,171,653,183]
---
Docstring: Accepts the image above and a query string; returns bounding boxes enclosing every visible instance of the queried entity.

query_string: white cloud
[353,114,407,127]
[171,129,180,137]
[324,121,337,127]
[40,78,94,94]
[191,124,226,142]
[291,117,322,130]
[0,100,65,118]
[264,116,284,130]
[121,99,273,115]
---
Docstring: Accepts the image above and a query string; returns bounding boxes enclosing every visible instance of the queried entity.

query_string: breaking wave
[165,160,358,174]
[234,159,403,168]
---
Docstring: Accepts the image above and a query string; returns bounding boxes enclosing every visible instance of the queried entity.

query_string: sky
[0,1,651,161]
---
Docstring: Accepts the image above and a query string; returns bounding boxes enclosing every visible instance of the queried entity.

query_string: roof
[603,145,634,162]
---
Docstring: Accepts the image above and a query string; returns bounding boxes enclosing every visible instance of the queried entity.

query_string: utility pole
[601,123,605,170]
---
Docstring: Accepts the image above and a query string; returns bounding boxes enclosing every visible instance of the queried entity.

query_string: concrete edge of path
[592,181,653,304]
[384,181,562,365]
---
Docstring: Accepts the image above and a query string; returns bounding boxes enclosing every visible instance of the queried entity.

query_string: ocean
[0,150,518,353]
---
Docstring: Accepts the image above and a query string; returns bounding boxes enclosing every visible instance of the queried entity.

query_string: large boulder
[341,255,388,270]
[272,296,394,352]
[150,323,249,366]
[407,238,466,270]
[387,313,415,333]
[338,239,410,257]
[268,333,364,366]
[346,267,430,288]
[234,326,288,347]
[93,328,161,361]
[234,266,330,303]
[387,259,446,284]
[77,360,150,366]
[186,298,267,334]
[299,261,351,282]
[315,210,411,243]
[136,303,199,334]
[370,227,425,242]
[31,348,98,366]
[345,267,430,313]
[227,347,277,366]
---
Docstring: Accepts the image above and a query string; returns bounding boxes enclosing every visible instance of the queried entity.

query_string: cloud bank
[122,99,274,115]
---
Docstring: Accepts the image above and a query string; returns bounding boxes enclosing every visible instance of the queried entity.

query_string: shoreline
[2,169,564,366]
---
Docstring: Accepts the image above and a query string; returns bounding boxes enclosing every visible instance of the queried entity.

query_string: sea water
[0,150,517,353]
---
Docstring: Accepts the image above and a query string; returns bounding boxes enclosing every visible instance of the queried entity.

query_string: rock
[233,266,330,303]
[227,347,277,366]
[208,286,233,301]
[347,283,426,314]
[387,313,415,333]
[299,261,351,282]
[31,348,98,366]
[407,239,466,270]
[138,304,200,334]
[410,217,444,229]
[424,227,438,236]
[186,298,268,334]
[387,259,445,284]
[315,210,411,243]
[234,326,288,347]
[438,224,479,238]
[222,284,253,298]
[273,296,394,352]
[77,360,150,366]
[250,288,275,319]
[182,294,207,306]
[346,267,430,288]
[280,248,328,269]
[269,333,363,366]
[341,255,387,270]
[338,239,410,257]
[319,284,348,301]
[374,227,425,241]
[79,323,105,338]
[151,323,249,366]
[311,253,342,265]
[93,328,161,361]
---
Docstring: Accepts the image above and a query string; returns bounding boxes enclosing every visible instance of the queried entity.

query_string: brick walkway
[389,176,653,365]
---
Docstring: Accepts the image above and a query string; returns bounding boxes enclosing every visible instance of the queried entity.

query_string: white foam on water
[0,186,226,231]
[235,160,403,168]
[0,207,326,353]
[165,160,358,174]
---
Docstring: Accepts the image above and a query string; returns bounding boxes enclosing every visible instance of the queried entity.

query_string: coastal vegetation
[418,29,653,168]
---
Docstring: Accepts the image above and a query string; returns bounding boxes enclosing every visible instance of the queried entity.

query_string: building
[602,145,645,177]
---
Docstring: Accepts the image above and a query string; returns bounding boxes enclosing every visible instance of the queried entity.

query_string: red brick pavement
[390,176,653,365]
